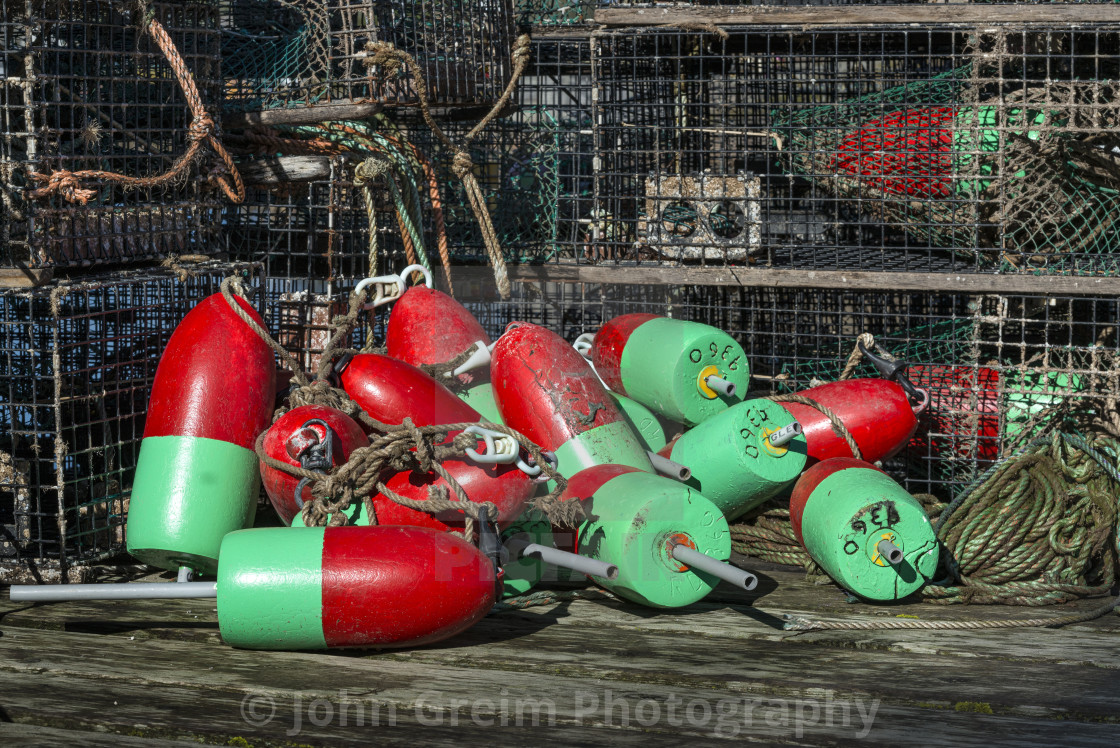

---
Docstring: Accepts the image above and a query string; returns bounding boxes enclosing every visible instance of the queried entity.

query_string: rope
[783,596,1119,631]
[28,11,244,204]
[362,34,535,299]
[768,393,863,461]
[218,275,576,537]
[490,588,616,613]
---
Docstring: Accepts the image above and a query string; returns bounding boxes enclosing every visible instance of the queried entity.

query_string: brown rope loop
[28,15,243,205]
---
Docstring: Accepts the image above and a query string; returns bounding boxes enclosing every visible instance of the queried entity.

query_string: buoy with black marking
[12,526,496,650]
[259,405,369,525]
[789,458,939,601]
[573,333,667,452]
[491,322,654,478]
[657,398,808,520]
[553,464,754,608]
[587,314,748,427]
[126,293,277,576]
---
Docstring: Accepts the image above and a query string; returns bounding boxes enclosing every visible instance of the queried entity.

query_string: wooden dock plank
[2,627,1119,746]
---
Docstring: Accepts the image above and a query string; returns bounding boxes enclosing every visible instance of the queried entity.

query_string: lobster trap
[586,25,1120,275]
[0,0,226,273]
[0,262,262,582]
[220,0,517,119]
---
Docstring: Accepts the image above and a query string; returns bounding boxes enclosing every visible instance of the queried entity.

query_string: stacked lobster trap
[0,0,259,580]
[0,264,262,582]
[0,0,228,273]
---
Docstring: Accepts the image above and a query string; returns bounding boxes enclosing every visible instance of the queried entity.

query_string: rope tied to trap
[27,9,244,205]
[358,34,535,300]
[218,275,577,540]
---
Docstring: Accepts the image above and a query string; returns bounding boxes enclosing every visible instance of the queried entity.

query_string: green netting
[776,61,1120,274]
[514,0,591,26]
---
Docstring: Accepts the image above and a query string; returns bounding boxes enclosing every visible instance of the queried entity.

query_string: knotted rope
[218,276,576,539]
[28,10,244,204]
[362,34,534,299]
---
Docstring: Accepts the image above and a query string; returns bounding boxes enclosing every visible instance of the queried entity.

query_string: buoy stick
[670,542,758,590]
[648,451,692,481]
[704,374,738,398]
[506,535,619,580]
[768,422,803,448]
[9,582,218,602]
[877,538,904,566]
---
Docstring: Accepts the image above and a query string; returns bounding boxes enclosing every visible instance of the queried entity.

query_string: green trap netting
[776,63,1120,274]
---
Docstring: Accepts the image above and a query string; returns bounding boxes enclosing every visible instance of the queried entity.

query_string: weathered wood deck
[1,556,1118,746]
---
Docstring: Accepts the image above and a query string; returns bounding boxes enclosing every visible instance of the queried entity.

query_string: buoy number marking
[842,501,901,556]
[688,342,742,371]
[738,406,772,459]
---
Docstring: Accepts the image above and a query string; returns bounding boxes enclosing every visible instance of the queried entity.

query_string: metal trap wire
[0,262,263,582]
[0,0,226,271]
[585,25,1120,275]
[220,0,517,118]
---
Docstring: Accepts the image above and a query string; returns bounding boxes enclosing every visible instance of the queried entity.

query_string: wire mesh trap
[220,0,517,118]
[0,0,226,271]
[586,26,1120,275]
[0,262,263,582]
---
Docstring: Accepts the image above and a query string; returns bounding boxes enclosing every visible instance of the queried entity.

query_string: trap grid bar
[452,279,1119,502]
[586,26,1120,276]
[220,0,516,116]
[515,0,594,27]
[0,262,263,581]
[0,0,225,271]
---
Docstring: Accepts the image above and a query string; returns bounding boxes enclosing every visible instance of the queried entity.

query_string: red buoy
[490,322,653,478]
[259,405,369,525]
[387,286,490,386]
[127,293,277,574]
[831,107,956,198]
[338,353,534,529]
[780,378,922,465]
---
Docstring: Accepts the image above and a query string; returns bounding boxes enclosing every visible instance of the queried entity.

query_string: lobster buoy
[491,322,653,478]
[499,511,553,598]
[588,313,748,427]
[385,285,503,422]
[12,526,497,651]
[335,353,535,530]
[780,379,923,464]
[259,405,369,525]
[611,393,667,452]
[126,293,276,575]
[555,464,748,609]
[790,458,939,601]
[658,398,807,520]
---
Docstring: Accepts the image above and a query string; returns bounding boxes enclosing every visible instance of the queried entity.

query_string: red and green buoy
[259,405,369,525]
[126,293,277,576]
[386,284,504,424]
[587,313,748,427]
[491,322,654,477]
[790,458,939,601]
[13,526,497,650]
[658,398,807,520]
[555,464,752,608]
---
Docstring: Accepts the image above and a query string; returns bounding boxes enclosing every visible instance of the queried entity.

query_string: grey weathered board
[1,561,1118,746]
